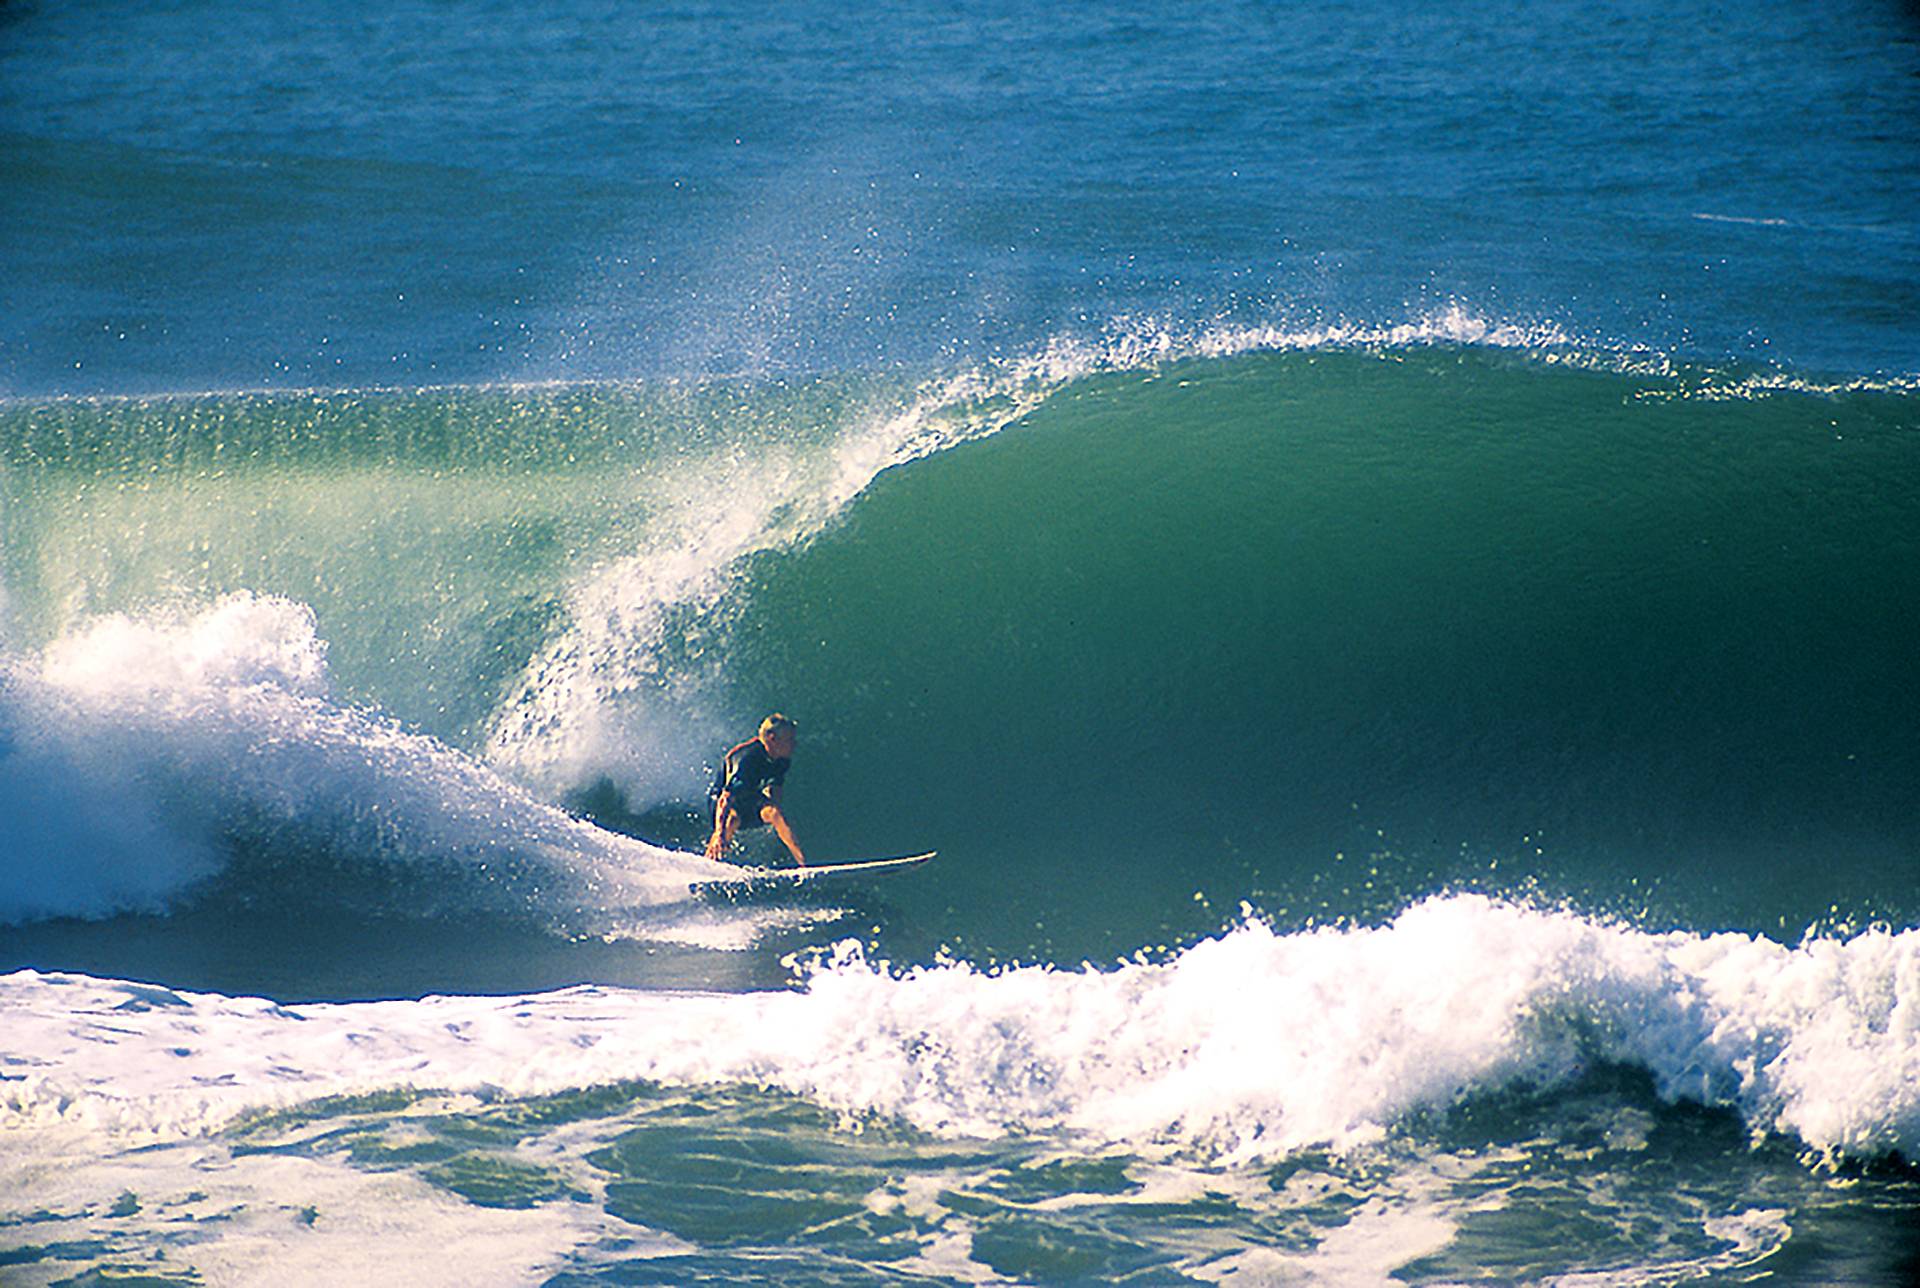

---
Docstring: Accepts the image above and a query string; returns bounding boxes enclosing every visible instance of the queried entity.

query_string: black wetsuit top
[710,739,790,825]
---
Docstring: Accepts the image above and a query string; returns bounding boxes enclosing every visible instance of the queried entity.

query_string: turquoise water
[3,1,1919,1283]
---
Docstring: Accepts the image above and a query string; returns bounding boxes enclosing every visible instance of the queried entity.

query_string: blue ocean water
[3,2,1918,1283]
[4,0,1918,394]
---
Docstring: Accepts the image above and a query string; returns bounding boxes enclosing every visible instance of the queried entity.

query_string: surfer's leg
[759,803,806,867]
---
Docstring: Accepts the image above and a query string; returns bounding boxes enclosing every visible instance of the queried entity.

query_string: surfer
[705,713,806,866]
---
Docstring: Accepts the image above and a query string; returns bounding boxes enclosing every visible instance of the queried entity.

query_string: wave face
[2,341,1917,963]
[712,348,1920,959]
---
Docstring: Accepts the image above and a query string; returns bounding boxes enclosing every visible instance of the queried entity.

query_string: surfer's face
[766,729,796,758]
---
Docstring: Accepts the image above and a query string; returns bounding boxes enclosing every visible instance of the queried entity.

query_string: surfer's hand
[704,834,724,861]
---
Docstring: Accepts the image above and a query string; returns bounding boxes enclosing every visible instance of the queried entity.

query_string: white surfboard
[691,851,935,896]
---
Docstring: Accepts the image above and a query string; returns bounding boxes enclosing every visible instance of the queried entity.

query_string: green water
[719,351,1920,958]
[4,349,1916,970]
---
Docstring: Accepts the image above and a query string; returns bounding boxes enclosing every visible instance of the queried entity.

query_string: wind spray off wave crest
[480,306,1573,805]
[479,342,1108,800]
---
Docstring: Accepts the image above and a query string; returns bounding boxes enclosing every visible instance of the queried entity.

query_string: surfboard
[691,851,935,896]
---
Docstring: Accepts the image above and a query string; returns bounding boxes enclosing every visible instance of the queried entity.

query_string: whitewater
[8,898,1919,1158]
[6,897,1917,1285]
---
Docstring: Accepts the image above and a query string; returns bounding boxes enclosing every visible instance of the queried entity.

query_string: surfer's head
[759,712,798,757]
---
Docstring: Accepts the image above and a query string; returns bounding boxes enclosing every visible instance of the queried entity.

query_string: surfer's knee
[759,803,784,826]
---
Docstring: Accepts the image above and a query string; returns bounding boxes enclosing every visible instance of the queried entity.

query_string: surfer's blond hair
[759,713,798,740]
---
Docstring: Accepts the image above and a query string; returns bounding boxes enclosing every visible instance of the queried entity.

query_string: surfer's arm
[704,743,749,859]
[704,794,731,860]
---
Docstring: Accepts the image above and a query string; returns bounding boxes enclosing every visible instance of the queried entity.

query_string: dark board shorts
[724,791,775,828]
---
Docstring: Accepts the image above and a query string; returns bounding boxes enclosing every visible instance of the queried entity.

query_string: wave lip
[5,897,1914,1166]
[477,303,1587,803]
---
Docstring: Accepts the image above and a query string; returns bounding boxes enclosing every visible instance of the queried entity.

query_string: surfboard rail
[691,850,936,895]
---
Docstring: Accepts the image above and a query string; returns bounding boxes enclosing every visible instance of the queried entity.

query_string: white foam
[1191,301,1576,357]
[1196,1195,1459,1286]
[0,593,743,930]
[38,592,331,700]
[0,1121,671,1288]
[1537,1207,1792,1287]
[1692,212,1794,228]
[5,897,1914,1165]
[1641,368,1920,401]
